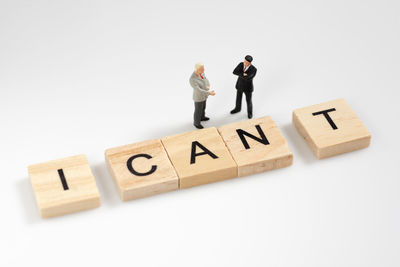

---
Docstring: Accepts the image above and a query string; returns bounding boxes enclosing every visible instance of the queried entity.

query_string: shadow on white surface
[207,112,248,128]
[281,123,318,164]
[16,178,41,224]
[144,112,252,141]
[91,162,121,207]
[144,122,195,140]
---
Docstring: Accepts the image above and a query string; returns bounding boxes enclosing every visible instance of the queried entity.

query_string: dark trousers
[194,100,206,126]
[234,90,253,115]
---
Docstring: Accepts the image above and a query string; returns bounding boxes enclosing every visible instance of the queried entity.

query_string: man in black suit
[230,55,257,119]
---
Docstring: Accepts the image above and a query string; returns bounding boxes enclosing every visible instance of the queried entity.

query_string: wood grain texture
[28,154,101,218]
[218,116,293,177]
[293,98,371,159]
[105,139,178,201]
[161,127,237,189]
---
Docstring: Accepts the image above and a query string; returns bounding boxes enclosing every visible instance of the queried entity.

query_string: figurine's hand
[206,86,210,89]
[243,73,248,76]
[210,90,216,96]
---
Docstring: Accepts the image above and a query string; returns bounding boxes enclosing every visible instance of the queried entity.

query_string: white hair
[194,62,204,71]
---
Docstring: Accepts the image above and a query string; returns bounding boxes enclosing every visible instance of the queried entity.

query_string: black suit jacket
[233,62,257,92]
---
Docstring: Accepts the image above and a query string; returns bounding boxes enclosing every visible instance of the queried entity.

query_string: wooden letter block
[161,127,237,189]
[105,139,178,201]
[218,116,293,177]
[293,98,371,159]
[28,155,101,218]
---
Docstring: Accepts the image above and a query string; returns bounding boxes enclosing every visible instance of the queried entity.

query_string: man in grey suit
[189,63,216,129]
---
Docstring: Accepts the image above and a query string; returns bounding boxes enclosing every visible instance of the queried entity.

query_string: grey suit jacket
[189,72,210,102]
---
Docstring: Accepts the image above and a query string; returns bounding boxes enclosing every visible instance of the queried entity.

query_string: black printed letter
[57,169,69,190]
[126,154,157,176]
[312,108,338,130]
[236,125,270,149]
[190,141,218,164]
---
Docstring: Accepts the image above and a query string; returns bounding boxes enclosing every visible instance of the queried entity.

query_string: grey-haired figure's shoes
[194,124,204,129]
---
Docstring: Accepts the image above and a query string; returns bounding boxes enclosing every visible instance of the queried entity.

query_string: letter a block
[161,127,238,189]
[28,155,101,218]
[105,139,179,201]
[293,98,371,159]
[218,116,293,177]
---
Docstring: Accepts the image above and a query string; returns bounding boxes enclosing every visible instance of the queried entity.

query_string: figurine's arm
[233,63,242,76]
[190,79,210,96]
[242,68,257,80]
[233,63,257,80]
[233,63,254,80]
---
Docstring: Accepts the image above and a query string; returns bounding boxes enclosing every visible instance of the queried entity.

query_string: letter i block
[293,98,371,159]
[28,155,101,218]
[105,139,179,201]
[161,127,238,189]
[218,116,293,177]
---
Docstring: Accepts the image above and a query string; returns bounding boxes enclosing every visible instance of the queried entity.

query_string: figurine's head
[244,55,253,67]
[194,63,204,74]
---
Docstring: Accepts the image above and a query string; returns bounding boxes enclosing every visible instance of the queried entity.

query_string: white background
[1,0,399,266]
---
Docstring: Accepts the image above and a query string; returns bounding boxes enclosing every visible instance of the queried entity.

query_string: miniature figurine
[190,63,216,129]
[230,55,257,119]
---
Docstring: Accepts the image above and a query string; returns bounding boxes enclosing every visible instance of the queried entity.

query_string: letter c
[126,154,157,176]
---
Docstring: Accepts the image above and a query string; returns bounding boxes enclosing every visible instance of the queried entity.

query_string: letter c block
[105,139,178,201]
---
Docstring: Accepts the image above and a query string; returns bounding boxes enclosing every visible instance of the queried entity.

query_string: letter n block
[105,139,179,201]
[28,155,101,218]
[218,116,293,177]
[293,98,371,159]
[161,127,237,189]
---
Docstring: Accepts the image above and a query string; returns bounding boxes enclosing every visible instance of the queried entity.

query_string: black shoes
[231,108,253,119]
[194,124,204,129]
[194,117,209,129]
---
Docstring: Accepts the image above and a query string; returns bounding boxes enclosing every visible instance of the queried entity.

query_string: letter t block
[293,98,371,159]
